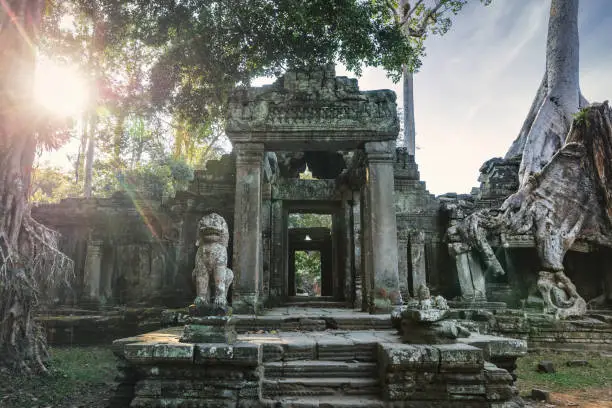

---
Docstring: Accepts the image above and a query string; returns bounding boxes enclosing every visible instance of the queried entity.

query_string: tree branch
[407,0,446,37]
[400,0,425,26]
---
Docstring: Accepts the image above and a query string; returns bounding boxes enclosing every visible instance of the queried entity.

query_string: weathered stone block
[194,342,261,366]
[436,344,483,372]
[537,361,555,373]
[531,388,551,402]
[378,343,440,371]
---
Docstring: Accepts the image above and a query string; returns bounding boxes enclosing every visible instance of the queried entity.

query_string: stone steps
[262,339,382,403]
[262,377,380,398]
[264,361,377,378]
[283,297,351,308]
[283,301,351,308]
[261,395,385,408]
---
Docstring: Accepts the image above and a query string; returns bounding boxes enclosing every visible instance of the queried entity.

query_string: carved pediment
[226,65,399,140]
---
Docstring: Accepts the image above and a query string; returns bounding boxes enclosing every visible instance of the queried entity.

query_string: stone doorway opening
[287,213,333,298]
[292,250,322,297]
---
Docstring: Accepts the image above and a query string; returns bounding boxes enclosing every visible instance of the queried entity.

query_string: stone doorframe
[283,203,346,301]
[226,65,403,314]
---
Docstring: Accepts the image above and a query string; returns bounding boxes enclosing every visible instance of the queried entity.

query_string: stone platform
[113,307,527,408]
[162,307,395,332]
[452,309,612,351]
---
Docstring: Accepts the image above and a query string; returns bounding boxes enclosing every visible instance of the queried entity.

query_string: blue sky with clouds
[339,0,612,195]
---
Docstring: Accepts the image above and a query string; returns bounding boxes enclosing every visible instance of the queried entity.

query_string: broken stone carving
[399,285,471,343]
[193,213,234,314]
[448,102,612,319]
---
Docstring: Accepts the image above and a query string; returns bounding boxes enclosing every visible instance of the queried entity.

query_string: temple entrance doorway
[284,206,346,302]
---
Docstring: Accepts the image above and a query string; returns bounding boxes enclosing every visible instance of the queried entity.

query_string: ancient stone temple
[226,65,405,313]
[36,67,612,358]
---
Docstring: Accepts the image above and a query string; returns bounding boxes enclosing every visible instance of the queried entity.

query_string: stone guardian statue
[193,213,234,312]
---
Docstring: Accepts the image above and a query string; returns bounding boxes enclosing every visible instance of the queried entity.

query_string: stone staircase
[283,296,350,308]
[260,332,387,407]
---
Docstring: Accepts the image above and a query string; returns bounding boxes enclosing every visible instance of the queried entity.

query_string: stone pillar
[232,143,264,313]
[364,140,402,313]
[397,233,409,300]
[343,198,353,302]
[352,191,363,309]
[83,238,103,302]
[261,182,272,305]
[450,245,487,302]
[270,200,284,300]
[409,231,427,295]
[360,187,372,312]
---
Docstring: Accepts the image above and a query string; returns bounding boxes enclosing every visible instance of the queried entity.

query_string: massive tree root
[0,0,75,374]
[451,102,612,319]
[0,218,73,374]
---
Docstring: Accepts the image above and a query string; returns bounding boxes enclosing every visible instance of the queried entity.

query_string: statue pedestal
[180,316,237,344]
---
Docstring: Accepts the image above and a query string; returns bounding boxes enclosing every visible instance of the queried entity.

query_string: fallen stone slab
[537,360,555,373]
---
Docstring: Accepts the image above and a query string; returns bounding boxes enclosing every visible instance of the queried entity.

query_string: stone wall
[33,156,236,308]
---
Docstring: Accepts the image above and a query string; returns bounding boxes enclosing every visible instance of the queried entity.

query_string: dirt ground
[525,388,612,407]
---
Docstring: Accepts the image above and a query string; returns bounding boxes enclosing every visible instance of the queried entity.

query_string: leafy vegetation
[0,346,117,408]
[516,350,612,393]
[289,213,332,295]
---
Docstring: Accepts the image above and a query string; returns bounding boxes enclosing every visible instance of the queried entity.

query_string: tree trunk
[510,0,581,186]
[402,66,416,155]
[0,0,73,374]
[84,112,96,198]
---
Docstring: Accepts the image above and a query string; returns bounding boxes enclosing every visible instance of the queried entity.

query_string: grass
[516,350,612,394]
[0,346,118,408]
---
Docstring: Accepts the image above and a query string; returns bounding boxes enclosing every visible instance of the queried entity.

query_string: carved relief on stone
[226,66,399,134]
[193,213,234,312]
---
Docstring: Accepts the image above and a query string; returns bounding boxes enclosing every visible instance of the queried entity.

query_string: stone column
[83,238,103,302]
[232,143,264,313]
[364,140,402,313]
[270,200,284,299]
[409,231,427,295]
[360,188,372,312]
[342,197,354,303]
[260,182,272,304]
[352,191,363,309]
[450,244,487,301]
[397,232,409,300]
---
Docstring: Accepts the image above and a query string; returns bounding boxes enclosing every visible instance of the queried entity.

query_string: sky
[345,0,612,195]
[43,0,612,196]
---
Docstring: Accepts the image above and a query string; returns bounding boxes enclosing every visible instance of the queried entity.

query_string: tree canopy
[96,0,415,124]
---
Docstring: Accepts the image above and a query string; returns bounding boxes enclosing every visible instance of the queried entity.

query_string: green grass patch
[0,346,118,408]
[516,350,612,394]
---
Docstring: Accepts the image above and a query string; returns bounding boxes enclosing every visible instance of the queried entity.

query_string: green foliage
[30,166,82,203]
[288,213,332,229]
[0,346,117,407]
[93,157,194,199]
[100,0,416,122]
[573,107,590,127]
[294,250,321,295]
[516,351,612,394]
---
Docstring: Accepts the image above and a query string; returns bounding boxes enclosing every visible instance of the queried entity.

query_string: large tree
[0,0,73,374]
[0,0,421,373]
[101,0,415,123]
[505,0,587,186]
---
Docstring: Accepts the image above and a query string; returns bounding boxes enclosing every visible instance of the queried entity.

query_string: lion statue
[193,213,233,310]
